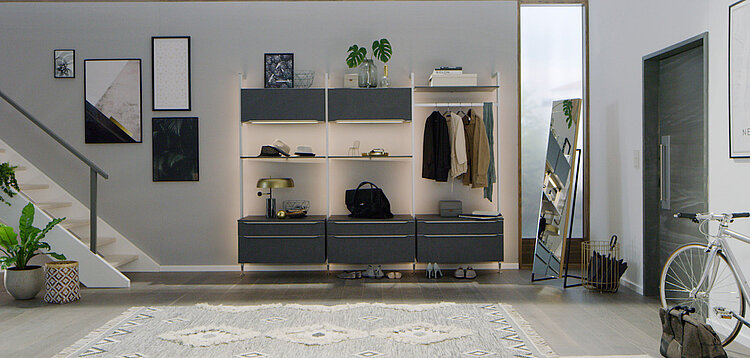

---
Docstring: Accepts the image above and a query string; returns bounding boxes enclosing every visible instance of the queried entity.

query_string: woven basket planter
[44,261,80,304]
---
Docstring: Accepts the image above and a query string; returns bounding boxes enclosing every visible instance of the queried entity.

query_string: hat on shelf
[258,139,291,157]
[294,145,315,157]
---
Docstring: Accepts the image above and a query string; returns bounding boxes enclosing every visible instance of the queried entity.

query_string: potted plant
[346,38,392,88]
[0,162,19,206]
[0,203,65,299]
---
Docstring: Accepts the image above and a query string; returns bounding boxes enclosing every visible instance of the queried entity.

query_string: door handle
[660,135,671,210]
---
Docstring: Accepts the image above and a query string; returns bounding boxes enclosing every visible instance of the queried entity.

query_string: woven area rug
[55,302,556,358]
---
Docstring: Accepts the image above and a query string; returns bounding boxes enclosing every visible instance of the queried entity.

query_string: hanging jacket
[422,111,451,181]
[483,102,496,201]
[469,109,491,188]
[448,112,468,179]
[461,112,475,186]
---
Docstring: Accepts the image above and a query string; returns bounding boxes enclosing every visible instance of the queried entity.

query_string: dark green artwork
[152,117,199,182]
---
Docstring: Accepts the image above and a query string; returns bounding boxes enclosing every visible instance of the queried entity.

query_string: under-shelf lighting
[247,120,320,124]
[334,119,407,124]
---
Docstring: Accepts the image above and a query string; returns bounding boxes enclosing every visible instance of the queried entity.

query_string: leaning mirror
[532,99,582,279]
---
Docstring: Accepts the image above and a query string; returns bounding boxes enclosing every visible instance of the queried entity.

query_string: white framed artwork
[152,36,191,111]
[730,0,750,157]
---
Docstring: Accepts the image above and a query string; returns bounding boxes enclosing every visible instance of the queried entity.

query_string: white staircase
[0,138,158,287]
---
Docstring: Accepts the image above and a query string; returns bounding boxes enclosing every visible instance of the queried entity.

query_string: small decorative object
[347,140,360,156]
[730,0,750,157]
[152,36,191,111]
[344,73,359,88]
[0,162,19,206]
[294,145,315,157]
[363,148,388,157]
[380,64,392,88]
[283,200,310,218]
[44,261,80,304]
[84,59,142,143]
[257,178,295,218]
[264,53,294,88]
[0,203,66,300]
[276,210,287,219]
[439,200,462,217]
[293,70,314,88]
[153,117,199,181]
[346,38,392,88]
[54,49,75,78]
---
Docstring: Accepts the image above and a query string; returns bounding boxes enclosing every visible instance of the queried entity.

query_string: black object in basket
[584,235,628,292]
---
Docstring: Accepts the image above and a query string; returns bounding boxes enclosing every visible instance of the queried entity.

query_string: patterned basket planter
[44,261,80,304]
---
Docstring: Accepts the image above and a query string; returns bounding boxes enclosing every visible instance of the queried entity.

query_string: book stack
[428,67,478,87]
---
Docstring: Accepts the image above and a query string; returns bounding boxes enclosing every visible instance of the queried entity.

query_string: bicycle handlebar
[674,212,750,221]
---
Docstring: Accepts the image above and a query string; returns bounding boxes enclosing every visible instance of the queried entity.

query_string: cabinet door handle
[332,221,410,225]
[333,235,410,239]
[422,220,498,224]
[240,222,320,225]
[241,235,320,239]
[423,234,499,238]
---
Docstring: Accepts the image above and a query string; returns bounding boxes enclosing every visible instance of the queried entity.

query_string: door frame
[642,32,709,296]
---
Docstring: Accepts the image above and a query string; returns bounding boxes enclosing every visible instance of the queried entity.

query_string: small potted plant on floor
[0,203,65,299]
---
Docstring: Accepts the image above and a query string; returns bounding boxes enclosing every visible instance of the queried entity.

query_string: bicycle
[660,211,750,346]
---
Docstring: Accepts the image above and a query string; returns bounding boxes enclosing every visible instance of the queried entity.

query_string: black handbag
[345,181,394,219]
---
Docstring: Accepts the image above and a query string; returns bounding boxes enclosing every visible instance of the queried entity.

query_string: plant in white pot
[0,203,65,299]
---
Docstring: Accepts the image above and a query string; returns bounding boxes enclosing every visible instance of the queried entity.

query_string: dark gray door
[643,34,708,296]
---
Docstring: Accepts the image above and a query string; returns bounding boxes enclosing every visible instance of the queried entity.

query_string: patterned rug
[54,302,556,358]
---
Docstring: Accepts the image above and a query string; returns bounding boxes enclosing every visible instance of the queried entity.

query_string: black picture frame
[84,58,143,144]
[54,49,75,78]
[264,53,294,88]
[152,117,199,182]
[152,36,192,111]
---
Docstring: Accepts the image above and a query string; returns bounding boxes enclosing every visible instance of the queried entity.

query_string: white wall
[588,0,709,292]
[0,2,519,266]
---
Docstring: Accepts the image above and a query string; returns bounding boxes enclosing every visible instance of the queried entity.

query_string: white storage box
[429,73,477,87]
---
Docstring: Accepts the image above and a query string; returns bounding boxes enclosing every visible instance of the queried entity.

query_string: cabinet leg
[240,263,245,277]
[498,262,501,273]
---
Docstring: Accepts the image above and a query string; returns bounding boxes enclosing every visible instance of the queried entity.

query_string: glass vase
[380,65,392,88]
[358,59,378,88]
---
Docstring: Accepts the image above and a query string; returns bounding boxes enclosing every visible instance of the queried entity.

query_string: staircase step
[19,184,49,191]
[105,254,138,268]
[61,219,90,230]
[79,236,116,248]
[14,166,27,172]
[36,202,72,210]
[0,149,5,154]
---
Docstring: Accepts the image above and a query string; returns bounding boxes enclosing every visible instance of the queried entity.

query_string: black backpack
[345,181,394,219]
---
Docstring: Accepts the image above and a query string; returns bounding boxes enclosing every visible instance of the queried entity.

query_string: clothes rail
[414,102,497,107]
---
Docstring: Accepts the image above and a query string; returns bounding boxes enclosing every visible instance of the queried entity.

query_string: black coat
[422,111,451,182]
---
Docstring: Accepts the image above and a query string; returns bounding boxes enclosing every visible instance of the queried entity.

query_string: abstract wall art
[264,53,294,88]
[54,49,75,78]
[731,0,750,157]
[84,59,142,143]
[152,117,199,182]
[152,36,191,111]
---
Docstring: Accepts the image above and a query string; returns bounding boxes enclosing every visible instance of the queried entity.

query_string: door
[643,34,708,296]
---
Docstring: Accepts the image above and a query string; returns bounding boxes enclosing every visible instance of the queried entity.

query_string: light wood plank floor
[1,269,748,357]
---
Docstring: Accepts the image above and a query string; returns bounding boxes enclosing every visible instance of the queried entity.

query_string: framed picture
[54,49,75,78]
[153,117,199,182]
[730,0,750,157]
[84,59,142,143]
[264,53,294,88]
[152,36,191,111]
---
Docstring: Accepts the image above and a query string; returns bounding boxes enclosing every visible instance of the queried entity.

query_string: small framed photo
[264,53,293,88]
[54,49,75,78]
[152,36,191,111]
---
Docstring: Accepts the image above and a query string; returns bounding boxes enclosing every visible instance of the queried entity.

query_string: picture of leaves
[54,49,74,78]
[84,59,142,143]
[153,117,199,182]
[264,53,293,88]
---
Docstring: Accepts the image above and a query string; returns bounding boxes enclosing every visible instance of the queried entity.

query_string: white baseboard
[154,262,517,273]
[501,262,519,270]
[619,277,644,295]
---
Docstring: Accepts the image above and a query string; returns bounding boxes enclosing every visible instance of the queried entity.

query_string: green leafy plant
[0,203,65,270]
[562,99,574,129]
[0,162,19,206]
[346,38,392,68]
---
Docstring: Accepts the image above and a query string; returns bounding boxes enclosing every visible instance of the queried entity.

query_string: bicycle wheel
[660,243,745,346]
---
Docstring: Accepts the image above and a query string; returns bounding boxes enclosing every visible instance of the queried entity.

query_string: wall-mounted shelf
[241,156,326,163]
[329,155,412,161]
[414,85,499,93]
[241,88,325,122]
[328,88,412,122]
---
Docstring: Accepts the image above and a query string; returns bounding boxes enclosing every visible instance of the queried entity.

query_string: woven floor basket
[44,261,80,304]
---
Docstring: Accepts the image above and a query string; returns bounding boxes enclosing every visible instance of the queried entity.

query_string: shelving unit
[237,72,503,269]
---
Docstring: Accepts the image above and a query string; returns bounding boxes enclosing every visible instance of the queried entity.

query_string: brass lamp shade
[256,178,294,189]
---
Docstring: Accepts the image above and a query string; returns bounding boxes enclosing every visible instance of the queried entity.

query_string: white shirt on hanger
[448,112,468,179]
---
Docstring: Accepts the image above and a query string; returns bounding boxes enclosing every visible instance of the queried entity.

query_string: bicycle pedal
[714,307,733,319]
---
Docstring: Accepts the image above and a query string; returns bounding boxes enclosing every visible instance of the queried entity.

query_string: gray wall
[0,1,518,265]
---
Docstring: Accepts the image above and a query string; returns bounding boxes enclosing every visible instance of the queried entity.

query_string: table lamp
[257,178,294,218]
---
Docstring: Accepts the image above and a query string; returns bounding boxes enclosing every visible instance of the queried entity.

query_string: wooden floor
[1,269,748,357]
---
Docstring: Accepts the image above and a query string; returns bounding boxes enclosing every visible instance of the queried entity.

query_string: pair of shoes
[374,265,385,279]
[337,271,361,279]
[363,265,385,279]
[387,271,402,279]
[455,267,465,279]
[464,267,477,279]
[426,263,443,279]
[454,267,477,279]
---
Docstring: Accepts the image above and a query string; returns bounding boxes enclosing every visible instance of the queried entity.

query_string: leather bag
[659,305,727,358]
[345,181,394,219]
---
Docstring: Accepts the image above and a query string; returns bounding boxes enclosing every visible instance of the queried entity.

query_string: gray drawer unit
[328,88,412,121]
[416,215,504,263]
[238,215,326,264]
[327,215,415,263]
[240,88,325,122]
[328,235,415,264]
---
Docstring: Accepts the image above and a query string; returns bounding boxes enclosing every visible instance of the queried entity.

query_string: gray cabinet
[328,88,412,121]
[238,215,326,264]
[416,215,503,263]
[241,88,325,122]
[327,215,415,264]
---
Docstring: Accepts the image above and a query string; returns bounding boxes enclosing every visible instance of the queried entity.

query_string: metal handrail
[0,89,107,253]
